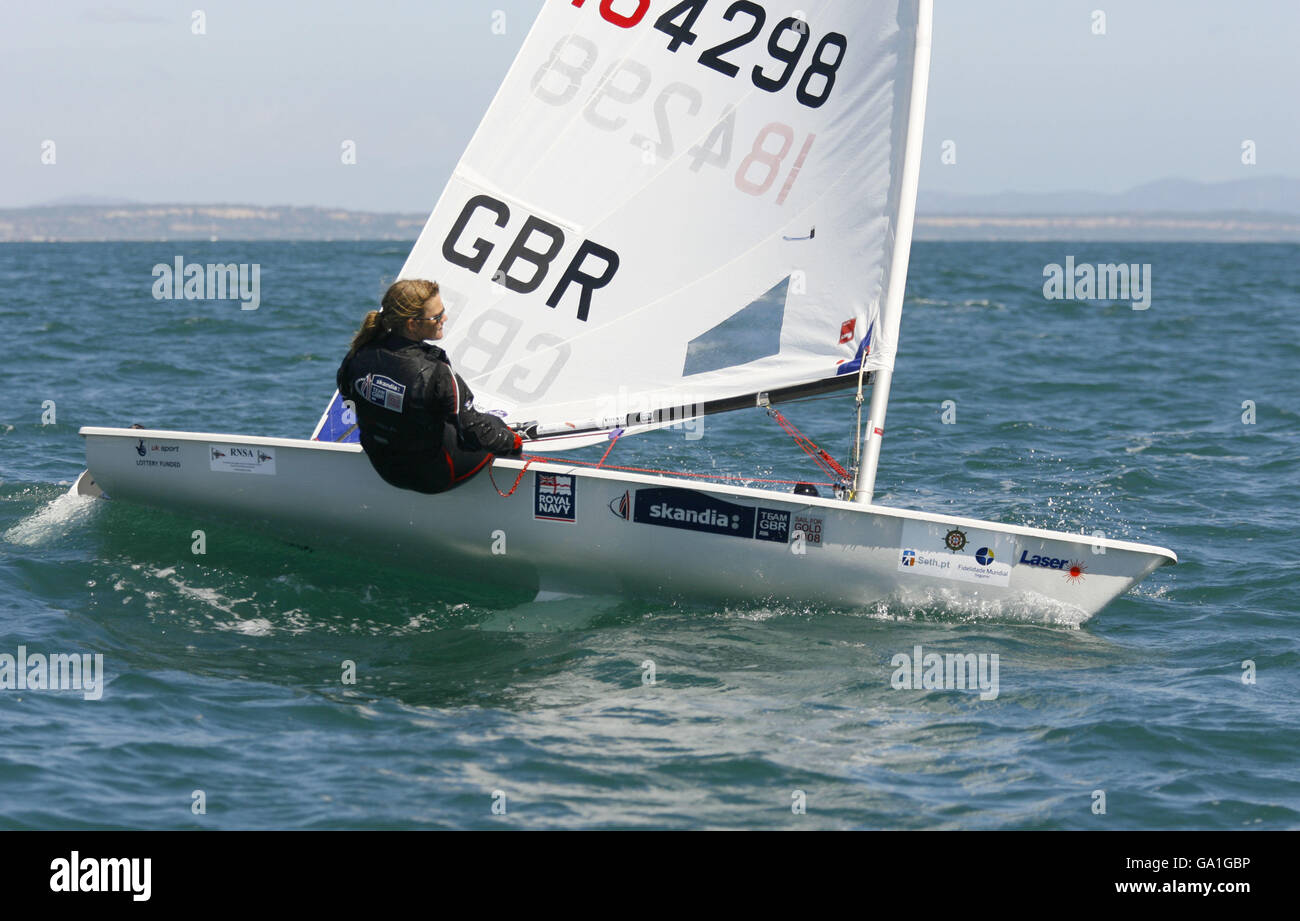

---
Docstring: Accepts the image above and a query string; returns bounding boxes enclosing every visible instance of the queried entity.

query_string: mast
[853,0,934,505]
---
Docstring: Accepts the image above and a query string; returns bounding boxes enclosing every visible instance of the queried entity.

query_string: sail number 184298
[570,0,847,110]
[533,32,818,207]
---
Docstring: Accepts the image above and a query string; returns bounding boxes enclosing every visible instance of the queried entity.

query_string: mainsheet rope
[487,411,849,497]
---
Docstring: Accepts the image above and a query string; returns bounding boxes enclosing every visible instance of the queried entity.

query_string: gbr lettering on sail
[441,194,619,323]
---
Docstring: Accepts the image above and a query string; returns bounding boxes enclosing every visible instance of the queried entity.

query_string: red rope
[488,410,848,496]
[517,453,833,487]
[596,430,621,467]
[487,456,536,497]
[765,408,851,482]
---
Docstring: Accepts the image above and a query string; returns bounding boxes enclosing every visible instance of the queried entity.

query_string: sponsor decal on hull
[622,487,791,544]
[209,444,276,475]
[898,519,1013,587]
[792,513,825,549]
[755,508,791,543]
[132,438,183,470]
[535,473,576,522]
[1017,550,1087,583]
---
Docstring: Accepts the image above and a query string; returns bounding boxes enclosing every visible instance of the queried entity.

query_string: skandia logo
[648,502,741,530]
[631,487,758,540]
[355,373,406,412]
[609,491,631,521]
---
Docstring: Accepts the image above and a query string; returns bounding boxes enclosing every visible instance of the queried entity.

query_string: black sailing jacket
[336,332,518,492]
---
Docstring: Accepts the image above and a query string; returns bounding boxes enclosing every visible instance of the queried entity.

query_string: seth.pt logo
[50,852,150,901]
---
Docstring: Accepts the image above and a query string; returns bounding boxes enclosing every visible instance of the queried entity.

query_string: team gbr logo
[534,473,577,522]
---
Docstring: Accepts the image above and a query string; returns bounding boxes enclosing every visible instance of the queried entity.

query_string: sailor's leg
[439,422,494,490]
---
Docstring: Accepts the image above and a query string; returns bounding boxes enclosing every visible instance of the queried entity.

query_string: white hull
[78,427,1175,623]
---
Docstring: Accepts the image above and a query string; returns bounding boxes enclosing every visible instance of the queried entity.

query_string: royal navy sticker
[209,444,276,475]
[534,473,576,522]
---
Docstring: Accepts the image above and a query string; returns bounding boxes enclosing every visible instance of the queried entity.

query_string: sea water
[1,240,1296,829]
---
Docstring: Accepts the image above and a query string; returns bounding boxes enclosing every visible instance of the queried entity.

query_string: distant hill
[913,177,1300,241]
[0,204,426,243]
[36,195,141,207]
[918,176,1300,216]
[912,212,1300,242]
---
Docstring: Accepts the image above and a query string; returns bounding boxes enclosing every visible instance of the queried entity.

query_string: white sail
[317,0,929,442]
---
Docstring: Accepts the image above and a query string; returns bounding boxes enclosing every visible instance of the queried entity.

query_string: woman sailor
[337,279,522,493]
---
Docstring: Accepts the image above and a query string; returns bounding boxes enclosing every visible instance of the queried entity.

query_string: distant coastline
[912,212,1300,242]
[4,175,1299,242]
[0,204,426,243]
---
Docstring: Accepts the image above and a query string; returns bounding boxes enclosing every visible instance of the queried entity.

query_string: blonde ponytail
[345,279,439,357]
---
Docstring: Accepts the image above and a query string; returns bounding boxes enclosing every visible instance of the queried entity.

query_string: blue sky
[2,0,1296,210]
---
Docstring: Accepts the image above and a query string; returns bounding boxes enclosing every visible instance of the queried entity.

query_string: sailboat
[72,0,1175,621]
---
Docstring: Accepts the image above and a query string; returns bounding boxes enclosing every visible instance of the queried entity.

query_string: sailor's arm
[454,373,523,455]
[429,363,522,455]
